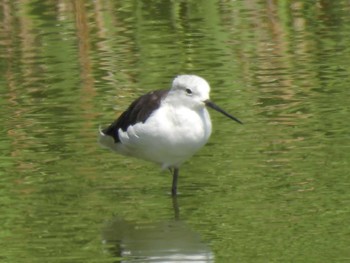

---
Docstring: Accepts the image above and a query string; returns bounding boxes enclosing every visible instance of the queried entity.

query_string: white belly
[116,106,212,168]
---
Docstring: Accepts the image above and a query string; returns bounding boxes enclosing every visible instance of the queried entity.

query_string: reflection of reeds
[1,2,349,262]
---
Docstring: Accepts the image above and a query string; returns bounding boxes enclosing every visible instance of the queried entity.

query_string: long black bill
[205,100,243,124]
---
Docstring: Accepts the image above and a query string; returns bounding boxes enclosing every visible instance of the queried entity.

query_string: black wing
[102,89,169,143]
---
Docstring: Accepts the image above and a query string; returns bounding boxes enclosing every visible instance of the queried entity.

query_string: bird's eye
[185,88,192,95]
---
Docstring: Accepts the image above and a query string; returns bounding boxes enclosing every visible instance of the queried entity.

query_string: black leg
[171,168,179,196]
[172,195,180,220]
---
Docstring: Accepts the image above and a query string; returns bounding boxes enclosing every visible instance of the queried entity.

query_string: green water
[1,1,350,262]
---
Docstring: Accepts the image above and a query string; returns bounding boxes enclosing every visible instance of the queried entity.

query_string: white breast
[117,104,212,168]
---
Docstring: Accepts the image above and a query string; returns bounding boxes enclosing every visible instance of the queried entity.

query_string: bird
[99,75,242,196]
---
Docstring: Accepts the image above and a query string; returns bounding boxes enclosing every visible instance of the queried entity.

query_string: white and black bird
[99,75,242,195]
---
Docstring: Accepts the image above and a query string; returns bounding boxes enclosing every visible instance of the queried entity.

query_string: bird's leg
[171,168,179,196]
[172,195,180,220]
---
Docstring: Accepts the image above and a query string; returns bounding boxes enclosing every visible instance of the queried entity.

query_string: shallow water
[1,1,350,262]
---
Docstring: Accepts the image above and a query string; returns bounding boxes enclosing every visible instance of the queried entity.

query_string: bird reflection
[102,196,214,263]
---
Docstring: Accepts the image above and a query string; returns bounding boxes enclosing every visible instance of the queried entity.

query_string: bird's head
[169,75,210,109]
[168,75,243,124]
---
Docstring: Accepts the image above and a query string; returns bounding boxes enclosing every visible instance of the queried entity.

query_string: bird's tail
[98,126,118,152]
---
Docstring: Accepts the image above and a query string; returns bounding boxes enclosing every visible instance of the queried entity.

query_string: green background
[1,1,349,262]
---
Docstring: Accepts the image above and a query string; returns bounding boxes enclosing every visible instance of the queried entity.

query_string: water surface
[1,1,350,262]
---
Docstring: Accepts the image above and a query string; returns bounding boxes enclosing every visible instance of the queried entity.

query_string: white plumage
[99,75,242,195]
